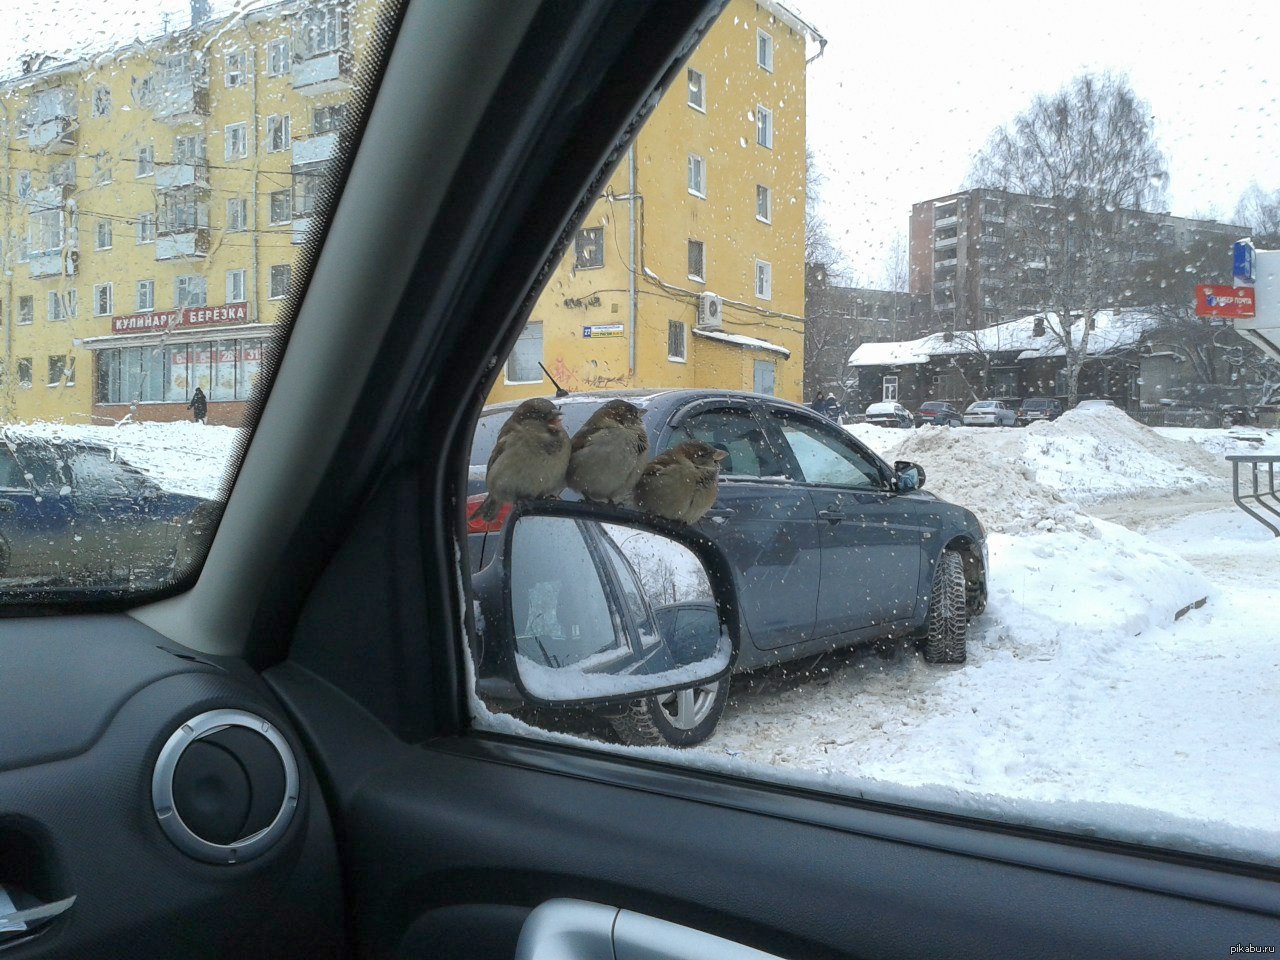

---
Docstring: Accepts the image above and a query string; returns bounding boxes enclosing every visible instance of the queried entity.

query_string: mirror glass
[509,516,730,702]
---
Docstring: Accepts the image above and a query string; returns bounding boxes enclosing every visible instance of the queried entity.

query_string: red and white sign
[111,302,250,335]
[1195,284,1255,319]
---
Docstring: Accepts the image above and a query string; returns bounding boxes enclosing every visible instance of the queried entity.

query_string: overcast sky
[787,0,1280,283]
[6,1,1280,285]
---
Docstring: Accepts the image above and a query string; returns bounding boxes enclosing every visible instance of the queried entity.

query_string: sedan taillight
[466,494,512,533]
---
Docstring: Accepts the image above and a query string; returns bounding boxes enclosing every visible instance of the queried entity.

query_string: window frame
[266,113,291,153]
[687,152,706,198]
[756,104,772,149]
[95,219,113,250]
[267,38,291,76]
[225,49,248,87]
[225,122,249,161]
[687,238,705,282]
[226,269,248,304]
[137,279,156,312]
[755,184,771,223]
[269,264,292,300]
[573,227,604,270]
[667,319,687,362]
[504,321,544,385]
[226,197,248,232]
[93,282,113,317]
[757,28,773,72]
[269,188,293,225]
[136,144,154,178]
[754,258,772,300]
[687,67,705,112]
[17,295,34,326]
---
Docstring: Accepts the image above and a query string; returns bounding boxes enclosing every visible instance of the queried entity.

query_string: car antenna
[539,363,570,398]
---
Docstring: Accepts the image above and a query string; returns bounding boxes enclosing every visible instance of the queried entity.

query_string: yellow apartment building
[489,0,819,406]
[0,0,368,425]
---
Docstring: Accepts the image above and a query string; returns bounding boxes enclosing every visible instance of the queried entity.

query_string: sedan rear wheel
[611,680,728,747]
[921,549,968,664]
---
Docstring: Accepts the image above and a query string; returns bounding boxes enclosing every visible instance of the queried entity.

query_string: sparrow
[470,397,571,521]
[633,440,728,524]
[565,399,649,503]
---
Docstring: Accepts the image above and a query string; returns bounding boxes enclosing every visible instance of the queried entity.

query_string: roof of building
[849,310,1160,367]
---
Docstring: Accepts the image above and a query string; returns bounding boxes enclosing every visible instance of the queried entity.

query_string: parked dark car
[916,401,963,427]
[468,389,988,745]
[864,401,915,428]
[0,435,208,584]
[1016,397,1063,426]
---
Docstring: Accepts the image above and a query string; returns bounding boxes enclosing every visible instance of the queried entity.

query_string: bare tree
[804,263,863,405]
[805,148,845,274]
[968,73,1168,405]
[1234,184,1280,249]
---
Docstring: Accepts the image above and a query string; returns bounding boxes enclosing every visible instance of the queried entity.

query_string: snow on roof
[693,327,791,358]
[849,310,1159,367]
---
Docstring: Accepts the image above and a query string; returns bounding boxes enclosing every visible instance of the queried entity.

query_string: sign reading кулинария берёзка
[110,302,251,335]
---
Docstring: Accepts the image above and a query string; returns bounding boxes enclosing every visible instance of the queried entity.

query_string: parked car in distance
[916,401,963,427]
[468,389,988,746]
[1076,398,1118,411]
[963,400,1018,427]
[864,401,915,429]
[1016,397,1063,426]
[0,434,209,585]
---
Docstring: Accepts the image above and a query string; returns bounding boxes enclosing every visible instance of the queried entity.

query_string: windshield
[0,0,388,598]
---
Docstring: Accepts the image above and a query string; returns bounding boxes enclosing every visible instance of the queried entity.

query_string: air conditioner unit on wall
[697,292,723,329]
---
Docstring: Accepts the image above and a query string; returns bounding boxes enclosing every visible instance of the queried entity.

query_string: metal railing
[1228,454,1280,536]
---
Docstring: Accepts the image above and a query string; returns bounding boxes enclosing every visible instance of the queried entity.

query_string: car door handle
[703,506,736,518]
[517,899,785,960]
[818,509,845,523]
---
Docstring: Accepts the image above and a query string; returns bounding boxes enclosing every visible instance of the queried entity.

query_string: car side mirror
[470,501,736,709]
[894,461,926,491]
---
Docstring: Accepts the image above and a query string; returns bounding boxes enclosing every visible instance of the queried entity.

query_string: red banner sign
[111,302,250,334]
[1195,284,1255,319]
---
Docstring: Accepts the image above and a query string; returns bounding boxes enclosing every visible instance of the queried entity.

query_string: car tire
[611,680,728,747]
[921,549,968,664]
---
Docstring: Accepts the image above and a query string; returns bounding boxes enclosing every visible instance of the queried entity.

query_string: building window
[18,358,32,389]
[18,296,34,325]
[225,122,248,160]
[174,133,206,163]
[505,322,543,384]
[48,356,66,387]
[226,198,247,232]
[92,152,113,185]
[756,105,773,148]
[48,290,76,321]
[226,269,247,304]
[136,212,156,244]
[65,356,76,387]
[753,359,776,396]
[95,338,263,405]
[269,189,292,224]
[50,159,76,187]
[313,103,348,134]
[755,259,772,300]
[92,85,111,117]
[94,283,113,317]
[137,280,155,312]
[158,187,208,235]
[266,114,291,153]
[136,145,154,177]
[225,50,247,87]
[687,153,706,198]
[574,227,604,269]
[688,239,705,281]
[757,30,774,71]
[268,39,291,76]
[883,375,899,401]
[95,220,113,250]
[292,162,323,218]
[668,320,687,362]
[298,4,350,57]
[176,275,208,309]
[756,184,771,223]
[16,171,31,199]
[269,264,292,299]
[687,68,705,111]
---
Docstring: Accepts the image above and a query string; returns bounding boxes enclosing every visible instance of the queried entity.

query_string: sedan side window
[672,409,790,479]
[773,415,884,490]
[0,448,27,490]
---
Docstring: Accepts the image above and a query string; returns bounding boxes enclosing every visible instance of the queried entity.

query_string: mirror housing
[469,500,738,710]
[894,461,926,491]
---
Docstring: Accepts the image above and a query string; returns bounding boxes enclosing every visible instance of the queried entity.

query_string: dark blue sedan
[0,435,210,587]
[467,389,988,745]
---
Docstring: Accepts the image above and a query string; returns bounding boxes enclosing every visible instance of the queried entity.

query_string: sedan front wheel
[611,680,728,747]
[920,549,968,664]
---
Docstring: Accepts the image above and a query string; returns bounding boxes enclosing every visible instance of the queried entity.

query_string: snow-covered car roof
[865,402,906,414]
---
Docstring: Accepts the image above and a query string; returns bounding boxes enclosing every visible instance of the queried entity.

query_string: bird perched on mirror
[633,440,728,524]
[565,399,649,504]
[470,397,571,521]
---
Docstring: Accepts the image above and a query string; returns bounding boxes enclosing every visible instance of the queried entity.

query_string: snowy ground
[15,411,1280,863]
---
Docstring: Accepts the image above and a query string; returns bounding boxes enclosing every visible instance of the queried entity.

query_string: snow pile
[8,420,241,500]
[1155,424,1280,460]
[853,407,1230,533]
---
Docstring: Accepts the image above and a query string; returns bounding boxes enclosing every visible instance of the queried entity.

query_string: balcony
[293,50,354,95]
[156,161,209,190]
[934,257,958,270]
[156,228,210,260]
[934,235,958,249]
[982,213,1006,223]
[292,132,338,166]
[28,116,77,153]
[29,249,76,279]
[934,215,958,228]
[153,80,211,124]
[292,216,315,245]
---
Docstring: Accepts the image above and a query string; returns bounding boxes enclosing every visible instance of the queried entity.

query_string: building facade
[487,0,819,406]
[0,0,365,425]
[909,188,1249,331]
